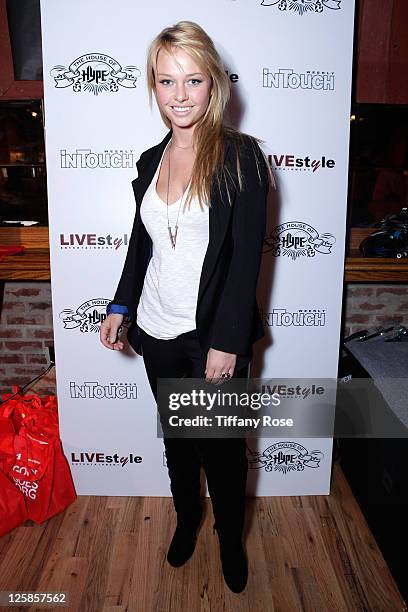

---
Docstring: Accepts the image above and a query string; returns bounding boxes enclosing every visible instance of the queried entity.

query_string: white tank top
[136,142,210,339]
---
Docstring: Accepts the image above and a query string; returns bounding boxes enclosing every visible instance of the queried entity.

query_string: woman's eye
[158,79,202,86]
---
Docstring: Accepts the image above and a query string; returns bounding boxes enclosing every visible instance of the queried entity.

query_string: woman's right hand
[100,313,125,350]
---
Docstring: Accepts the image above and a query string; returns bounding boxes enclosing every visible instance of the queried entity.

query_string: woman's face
[154,47,213,132]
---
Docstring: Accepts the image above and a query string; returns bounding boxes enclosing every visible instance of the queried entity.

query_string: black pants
[139,327,249,539]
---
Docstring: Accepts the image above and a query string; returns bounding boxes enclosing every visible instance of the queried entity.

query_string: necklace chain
[172,142,194,149]
[166,139,185,249]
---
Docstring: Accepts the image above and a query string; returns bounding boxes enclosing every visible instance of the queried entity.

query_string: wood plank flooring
[0,463,405,612]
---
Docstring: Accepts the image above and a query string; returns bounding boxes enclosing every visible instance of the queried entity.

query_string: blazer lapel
[197,138,233,306]
[131,129,233,307]
[132,130,172,205]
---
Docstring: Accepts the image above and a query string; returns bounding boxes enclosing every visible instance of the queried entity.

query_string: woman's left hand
[205,348,237,384]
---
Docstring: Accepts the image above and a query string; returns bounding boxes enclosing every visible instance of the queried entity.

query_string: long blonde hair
[146,20,275,210]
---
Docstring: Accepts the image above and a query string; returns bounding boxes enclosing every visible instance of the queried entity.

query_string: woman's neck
[170,125,195,149]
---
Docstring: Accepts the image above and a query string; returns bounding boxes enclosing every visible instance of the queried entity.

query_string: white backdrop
[40,0,355,495]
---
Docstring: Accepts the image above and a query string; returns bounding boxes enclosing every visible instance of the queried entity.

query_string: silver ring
[221,372,231,379]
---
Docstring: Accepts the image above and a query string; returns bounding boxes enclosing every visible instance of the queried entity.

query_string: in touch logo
[69,381,138,400]
[59,233,128,250]
[71,452,142,467]
[260,307,326,327]
[263,68,334,90]
[260,0,341,16]
[60,149,136,169]
[247,442,324,474]
[50,53,140,95]
[270,154,335,173]
[263,221,336,259]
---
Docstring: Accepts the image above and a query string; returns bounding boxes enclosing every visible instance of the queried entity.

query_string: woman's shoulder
[223,127,270,183]
[224,127,266,163]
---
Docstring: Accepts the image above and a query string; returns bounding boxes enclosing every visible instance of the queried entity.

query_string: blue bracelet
[106,303,131,321]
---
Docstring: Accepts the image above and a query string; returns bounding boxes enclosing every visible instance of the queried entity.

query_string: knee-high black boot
[200,437,249,592]
[163,437,203,528]
[163,437,203,567]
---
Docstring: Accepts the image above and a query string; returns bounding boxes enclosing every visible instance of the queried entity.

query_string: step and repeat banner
[40,0,355,495]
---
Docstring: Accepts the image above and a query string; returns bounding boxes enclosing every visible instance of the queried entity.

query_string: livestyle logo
[270,154,336,173]
[263,221,336,259]
[259,307,326,327]
[263,68,334,90]
[59,298,110,333]
[225,69,239,83]
[247,442,324,474]
[50,53,140,95]
[60,148,136,169]
[260,383,326,399]
[260,0,341,16]
[71,452,143,467]
[69,381,138,400]
[59,233,128,250]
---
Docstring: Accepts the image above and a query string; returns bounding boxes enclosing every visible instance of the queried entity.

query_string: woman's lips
[171,106,193,114]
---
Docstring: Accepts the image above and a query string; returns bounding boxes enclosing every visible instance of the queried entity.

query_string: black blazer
[108,129,269,368]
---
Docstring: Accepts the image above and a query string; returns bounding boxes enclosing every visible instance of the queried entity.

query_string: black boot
[162,436,203,567]
[203,436,248,591]
[216,529,248,593]
[166,506,203,567]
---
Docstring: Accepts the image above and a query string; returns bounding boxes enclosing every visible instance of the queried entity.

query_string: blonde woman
[100,21,273,593]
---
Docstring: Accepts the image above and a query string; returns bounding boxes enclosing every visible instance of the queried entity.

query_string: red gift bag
[0,470,28,537]
[0,403,16,474]
[1,386,56,434]
[1,388,45,473]
[41,395,58,413]
[0,399,28,535]
[9,415,76,524]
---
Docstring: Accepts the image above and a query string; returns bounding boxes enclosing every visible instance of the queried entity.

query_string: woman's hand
[100,313,125,350]
[205,348,237,384]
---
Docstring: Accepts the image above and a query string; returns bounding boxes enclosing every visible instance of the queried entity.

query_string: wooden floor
[0,462,405,612]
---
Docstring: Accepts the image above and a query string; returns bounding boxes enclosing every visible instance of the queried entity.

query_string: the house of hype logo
[263,221,336,259]
[259,307,326,327]
[69,381,138,400]
[247,441,324,474]
[263,68,334,90]
[60,148,137,169]
[71,452,142,468]
[59,233,128,250]
[59,298,110,333]
[260,0,341,16]
[50,53,140,95]
[270,153,336,173]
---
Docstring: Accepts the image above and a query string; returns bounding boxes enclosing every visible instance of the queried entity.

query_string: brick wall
[0,282,56,395]
[1,281,408,395]
[343,284,408,338]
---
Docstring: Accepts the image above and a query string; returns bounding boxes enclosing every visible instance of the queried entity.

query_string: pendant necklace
[166,139,192,249]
